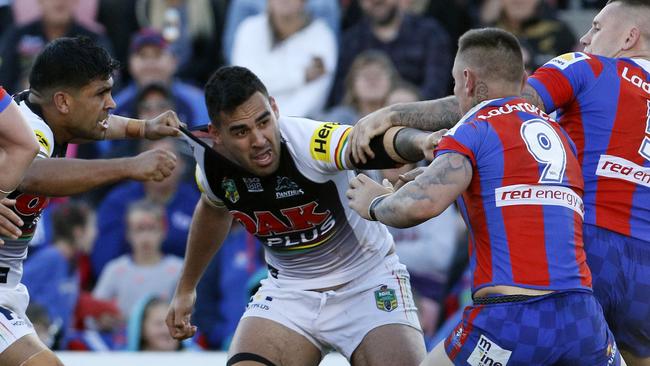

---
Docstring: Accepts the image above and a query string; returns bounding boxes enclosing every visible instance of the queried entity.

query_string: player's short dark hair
[457,28,524,84]
[29,37,120,94]
[204,66,269,126]
[52,201,92,243]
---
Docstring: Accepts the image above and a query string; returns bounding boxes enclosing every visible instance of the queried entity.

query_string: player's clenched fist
[127,148,177,181]
[145,110,183,139]
[166,289,198,340]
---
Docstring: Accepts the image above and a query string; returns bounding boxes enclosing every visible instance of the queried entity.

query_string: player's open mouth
[252,149,273,166]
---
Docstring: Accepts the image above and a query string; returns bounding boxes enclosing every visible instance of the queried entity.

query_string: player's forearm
[374,153,472,227]
[18,158,135,196]
[390,127,429,162]
[176,199,233,293]
[103,114,146,140]
[389,96,461,131]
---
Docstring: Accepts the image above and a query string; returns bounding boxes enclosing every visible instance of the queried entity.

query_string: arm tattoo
[393,128,427,162]
[375,153,472,227]
[390,96,461,131]
[521,84,545,111]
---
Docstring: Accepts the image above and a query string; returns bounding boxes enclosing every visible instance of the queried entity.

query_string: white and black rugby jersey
[0,91,67,288]
[184,116,395,290]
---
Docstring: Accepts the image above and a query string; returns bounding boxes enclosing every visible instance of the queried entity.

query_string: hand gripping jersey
[528,53,650,242]
[0,91,67,289]
[185,117,394,290]
[435,97,591,293]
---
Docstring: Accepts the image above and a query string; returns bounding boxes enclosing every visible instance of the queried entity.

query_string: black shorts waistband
[473,294,545,305]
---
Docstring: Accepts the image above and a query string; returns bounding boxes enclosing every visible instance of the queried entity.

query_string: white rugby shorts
[0,284,35,354]
[242,253,422,359]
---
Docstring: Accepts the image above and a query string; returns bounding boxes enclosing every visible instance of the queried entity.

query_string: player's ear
[463,68,475,99]
[269,96,279,119]
[52,91,71,114]
[623,26,641,51]
[208,123,223,144]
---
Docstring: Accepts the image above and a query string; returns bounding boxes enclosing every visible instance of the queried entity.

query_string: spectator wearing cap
[0,0,114,94]
[108,28,208,144]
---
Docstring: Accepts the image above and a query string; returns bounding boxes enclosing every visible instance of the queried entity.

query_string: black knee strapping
[227,352,277,366]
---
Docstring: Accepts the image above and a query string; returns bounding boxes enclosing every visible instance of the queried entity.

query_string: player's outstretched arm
[0,100,39,198]
[346,152,472,228]
[344,126,437,170]
[349,96,462,164]
[18,148,177,196]
[167,196,233,341]
[89,110,182,142]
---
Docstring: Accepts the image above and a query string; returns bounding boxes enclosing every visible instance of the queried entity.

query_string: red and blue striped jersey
[435,97,591,293]
[528,53,650,242]
[0,87,11,113]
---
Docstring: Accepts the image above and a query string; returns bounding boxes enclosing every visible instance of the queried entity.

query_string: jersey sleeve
[0,87,10,113]
[194,164,226,208]
[434,120,481,166]
[527,52,603,113]
[281,117,353,174]
[22,111,55,159]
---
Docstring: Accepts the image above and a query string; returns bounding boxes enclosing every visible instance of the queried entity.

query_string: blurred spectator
[22,201,96,344]
[93,199,183,318]
[328,0,452,108]
[11,0,102,31]
[66,292,125,350]
[0,0,113,94]
[222,0,340,64]
[101,82,175,159]
[193,224,264,350]
[0,0,13,35]
[97,0,140,80]
[385,78,420,106]
[134,0,226,86]
[127,296,182,351]
[398,0,475,51]
[111,28,209,129]
[91,138,199,278]
[26,303,55,349]
[231,0,337,117]
[320,50,399,125]
[486,0,577,68]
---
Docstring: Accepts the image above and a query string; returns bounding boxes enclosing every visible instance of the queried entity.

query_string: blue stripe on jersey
[573,59,621,226]
[542,204,579,288]
[529,78,556,112]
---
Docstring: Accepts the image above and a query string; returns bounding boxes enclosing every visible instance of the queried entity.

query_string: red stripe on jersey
[595,62,649,235]
[490,115,551,287]
[534,67,575,112]
[0,87,6,99]
[447,305,485,361]
[464,175,493,289]
[586,55,604,78]
[436,138,476,166]
[558,103,586,165]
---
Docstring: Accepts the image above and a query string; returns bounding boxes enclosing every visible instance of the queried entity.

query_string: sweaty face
[211,92,282,177]
[68,77,116,140]
[580,3,632,57]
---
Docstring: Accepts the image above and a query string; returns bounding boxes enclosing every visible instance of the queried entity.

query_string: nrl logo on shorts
[221,178,240,203]
[374,285,398,312]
